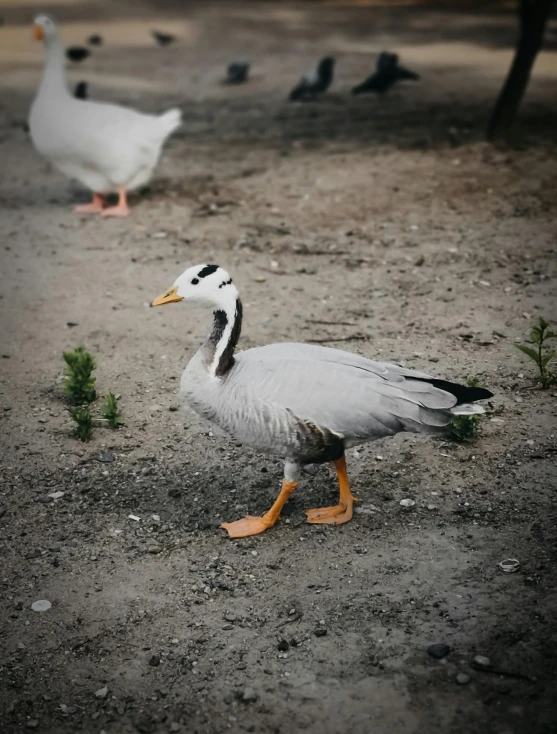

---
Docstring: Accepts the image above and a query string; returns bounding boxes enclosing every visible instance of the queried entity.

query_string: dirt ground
[1,1,557,733]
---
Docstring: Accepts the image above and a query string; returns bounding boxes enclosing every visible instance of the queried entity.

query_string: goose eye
[191,278,199,285]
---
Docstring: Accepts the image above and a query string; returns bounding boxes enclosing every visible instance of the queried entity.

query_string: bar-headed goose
[29,15,182,217]
[152,265,492,538]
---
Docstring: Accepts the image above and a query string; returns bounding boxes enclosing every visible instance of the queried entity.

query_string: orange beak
[33,24,45,41]
[151,286,183,307]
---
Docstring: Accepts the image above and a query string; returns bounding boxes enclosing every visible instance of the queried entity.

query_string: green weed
[449,376,482,443]
[69,405,93,442]
[515,316,556,389]
[63,345,96,405]
[100,392,125,428]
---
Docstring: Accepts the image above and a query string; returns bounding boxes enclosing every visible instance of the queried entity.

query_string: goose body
[29,15,182,216]
[153,265,493,538]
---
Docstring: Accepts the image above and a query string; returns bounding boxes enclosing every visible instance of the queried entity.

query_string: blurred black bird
[226,61,250,84]
[289,56,335,101]
[152,30,176,47]
[66,46,90,63]
[74,81,88,100]
[87,34,103,46]
[352,52,419,96]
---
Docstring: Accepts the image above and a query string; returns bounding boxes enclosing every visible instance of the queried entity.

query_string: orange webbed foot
[221,479,298,538]
[74,193,105,214]
[101,187,129,217]
[221,516,271,539]
[305,497,357,525]
[101,204,129,218]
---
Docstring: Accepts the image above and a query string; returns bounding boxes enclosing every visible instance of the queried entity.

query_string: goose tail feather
[450,403,486,416]
[158,107,182,138]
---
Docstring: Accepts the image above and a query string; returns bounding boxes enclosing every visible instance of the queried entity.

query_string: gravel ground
[1,2,557,733]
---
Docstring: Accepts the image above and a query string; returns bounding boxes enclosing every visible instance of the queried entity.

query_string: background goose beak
[33,24,45,41]
[151,286,183,307]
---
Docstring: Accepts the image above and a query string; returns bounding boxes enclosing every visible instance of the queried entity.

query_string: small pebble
[31,600,52,612]
[95,686,108,699]
[26,720,39,729]
[427,643,450,659]
[456,672,471,685]
[473,655,491,667]
[36,496,53,504]
[399,498,415,509]
[149,654,161,667]
[314,627,327,637]
[97,452,114,463]
[241,687,259,703]
[147,545,162,555]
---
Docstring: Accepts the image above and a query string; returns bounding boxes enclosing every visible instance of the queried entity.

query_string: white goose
[29,15,182,217]
[152,265,493,539]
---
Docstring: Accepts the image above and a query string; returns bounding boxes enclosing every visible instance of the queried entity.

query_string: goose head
[33,14,58,43]
[151,264,238,308]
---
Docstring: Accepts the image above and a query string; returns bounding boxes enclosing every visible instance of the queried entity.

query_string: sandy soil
[1,1,557,733]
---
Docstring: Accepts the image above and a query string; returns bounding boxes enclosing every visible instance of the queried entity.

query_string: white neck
[201,286,242,378]
[39,37,68,98]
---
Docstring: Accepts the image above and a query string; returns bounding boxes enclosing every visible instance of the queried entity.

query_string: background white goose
[152,264,493,539]
[29,14,182,217]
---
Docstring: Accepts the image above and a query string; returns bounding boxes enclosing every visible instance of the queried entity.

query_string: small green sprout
[450,413,480,443]
[450,376,482,443]
[514,316,556,389]
[100,392,125,428]
[69,405,93,442]
[63,345,96,405]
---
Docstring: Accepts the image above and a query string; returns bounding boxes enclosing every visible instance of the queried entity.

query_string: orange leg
[74,192,105,214]
[221,479,298,538]
[305,455,357,525]
[101,187,129,218]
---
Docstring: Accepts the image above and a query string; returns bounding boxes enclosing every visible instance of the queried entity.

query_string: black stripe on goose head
[198,264,219,279]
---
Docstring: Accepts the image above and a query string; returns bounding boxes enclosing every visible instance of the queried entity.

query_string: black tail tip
[469,387,494,401]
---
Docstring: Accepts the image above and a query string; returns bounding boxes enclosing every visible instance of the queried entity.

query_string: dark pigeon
[226,61,250,84]
[66,46,90,63]
[352,52,419,96]
[152,30,176,47]
[74,81,88,100]
[87,34,103,46]
[289,56,335,102]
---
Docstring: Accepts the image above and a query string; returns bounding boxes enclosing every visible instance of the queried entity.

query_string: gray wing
[231,342,457,442]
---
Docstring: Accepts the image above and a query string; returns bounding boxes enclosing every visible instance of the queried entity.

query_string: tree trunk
[487,0,553,141]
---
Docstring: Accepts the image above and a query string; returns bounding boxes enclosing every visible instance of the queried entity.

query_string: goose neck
[39,39,68,97]
[202,294,243,379]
